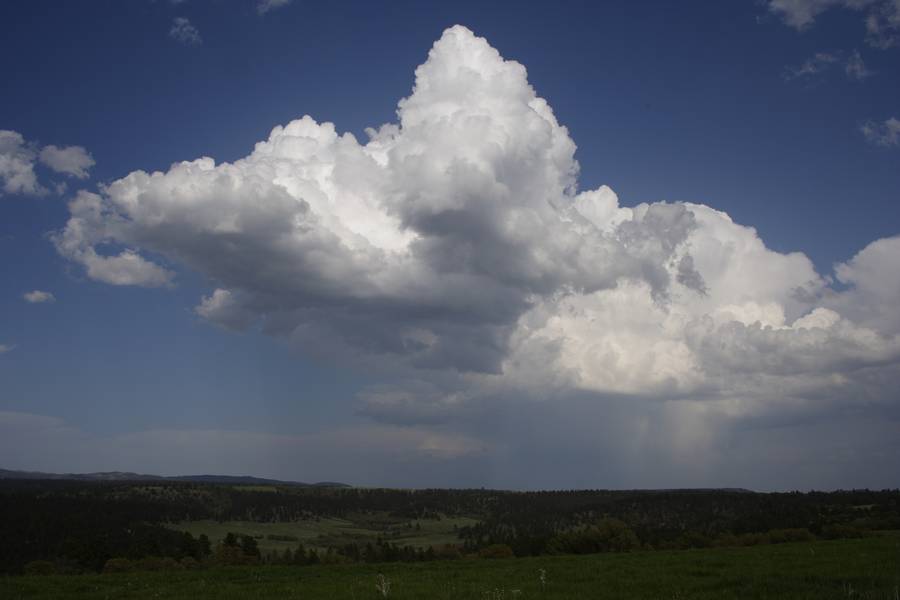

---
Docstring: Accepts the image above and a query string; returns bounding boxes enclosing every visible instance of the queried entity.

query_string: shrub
[478,544,515,559]
[23,560,57,576]
[433,544,463,560]
[548,518,640,555]
[103,558,134,574]
[768,528,815,544]
[821,524,866,540]
[134,556,184,571]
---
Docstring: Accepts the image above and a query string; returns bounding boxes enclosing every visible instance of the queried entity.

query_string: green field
[5,536,900,599]
[170,513,480,553]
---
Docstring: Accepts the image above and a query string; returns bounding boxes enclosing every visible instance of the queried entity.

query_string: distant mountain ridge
[0,468,348,487]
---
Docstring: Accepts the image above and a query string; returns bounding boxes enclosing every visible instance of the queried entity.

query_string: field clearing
[169,513,479,552]
[5,535,900,599]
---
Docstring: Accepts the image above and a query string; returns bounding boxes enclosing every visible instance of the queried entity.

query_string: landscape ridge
[0,468,349,488]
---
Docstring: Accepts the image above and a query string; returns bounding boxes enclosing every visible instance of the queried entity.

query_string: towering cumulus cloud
[55,26,900,488]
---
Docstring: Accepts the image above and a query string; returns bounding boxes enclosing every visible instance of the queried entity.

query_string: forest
[2,479,899,575]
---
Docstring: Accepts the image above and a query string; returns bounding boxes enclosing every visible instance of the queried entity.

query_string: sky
[1,0,899,490]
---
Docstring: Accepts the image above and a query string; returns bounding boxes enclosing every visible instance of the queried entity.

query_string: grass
[4,535,900,599]
[170,513,480,553]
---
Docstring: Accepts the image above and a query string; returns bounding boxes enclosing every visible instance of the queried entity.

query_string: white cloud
[783,51,839,80]
[53,191,174,287]
[52,26,900,488]
[169,17,201,46]
[767,0,900,48]
[39,145,95,179]
[861,116,900,146]
[23,290,55,303]
[783,50,872,81]
[1,131,95,197]
[0,344,14,353]
[0,130,44,196]
[767,0,879,29]
[257,0,292,14]
[844,49,873,78]
[864,0,900,48]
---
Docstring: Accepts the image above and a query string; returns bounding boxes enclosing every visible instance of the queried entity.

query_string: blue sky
[1,0,899,489]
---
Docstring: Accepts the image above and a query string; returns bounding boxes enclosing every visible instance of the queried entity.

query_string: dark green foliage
[2,479,900,573]
[239,535,260,558]
[22,560,56,576]
[4,536,900,599]
[547,518,640,554]
[477,544,515,558]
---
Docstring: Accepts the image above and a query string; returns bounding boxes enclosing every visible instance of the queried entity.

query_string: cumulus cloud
[0,344,14,353]
[0,130,43,196]
[55,27,700,373]
[861,116,900,146]
[53,26,900,487]
[257,0,292,14]
[169,17,201,46]
[23,290,55,303]
[1,130,95,197]
[39,145,95,179]
[767,0,900,48]
[54,191,174,287]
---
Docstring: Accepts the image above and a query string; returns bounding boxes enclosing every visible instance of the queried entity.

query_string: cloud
[864,0,900,48]
[0,344,13,353]
[861,116,900,146]
[169,17,201,46]
[39,145,95,179]
[783,50,872,81]
[23,290,55,304]
[54,27,698,373]
[767,0,900,48]
[0,130,44,196]
[52,26,900,488]
[767,0,879,29]
[53,191,175,287]
[257,0,292,14]
[843,49,873,78]
[1,130,95,197]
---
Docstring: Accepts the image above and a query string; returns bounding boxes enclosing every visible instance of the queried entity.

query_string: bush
[768,528,815,544]
[267,534,299,542]
[433,544,463,560]
[103,558,134,573]
[478,544,515,559]
[23,560,57,576]
[132,556,183,571]
[179,556,200,570]
[821,524,866,540]
[548,518,640,555]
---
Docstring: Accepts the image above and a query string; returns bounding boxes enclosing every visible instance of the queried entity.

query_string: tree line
[2,480,899,574]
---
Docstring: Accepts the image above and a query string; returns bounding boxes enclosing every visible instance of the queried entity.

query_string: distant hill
[0,468,349,487]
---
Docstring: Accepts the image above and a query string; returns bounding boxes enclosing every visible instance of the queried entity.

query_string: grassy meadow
[5,535,900,599]
[171,512,479,553]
